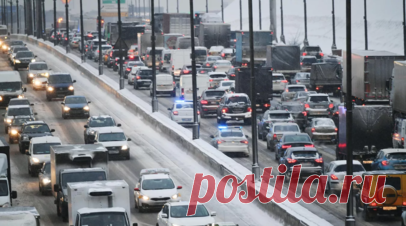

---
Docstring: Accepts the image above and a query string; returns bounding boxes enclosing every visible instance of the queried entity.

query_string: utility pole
[364,0,368,50]
[403,0,406,60]
[36,0,41,39]
[280,0,285,43]
[138,0,140,17]
[158,0,160,13]
[23,0,26,34]
[33,0,35,36]
[166,0,168,13]
[248,0,260,181]
[176,0,178,13]
[331,0,336,50]
[65,0,69,53]
[42,0,45,39]
[118,0,124,87]
[303,0,309,47]
[80,0,85,62]
[53,0,56,45]
[16,0,19,33]
[151,0,158,111]
[10,0,13,34]
[345,0,355,225]
[239,0,242,30]
[259,0,262,30]
[189,0,199,139]
[221,0,224,23]
[97,0,103,75]
[143,0,145,18]
[206,0,208,13]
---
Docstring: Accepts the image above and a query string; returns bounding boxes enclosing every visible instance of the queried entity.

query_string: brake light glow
[304,144,314,147]
[335,128,338,132]
[304,104,310,108]
[183,70,189,74]
[315,157,323,163]
[329,103,334,109]
[247,107,252,112]
[200,100,208,105]
[316,87,319,90]
[209,79,213,82]
[287,158,297,164]
[371,202,377,207]
[224,78,229,81]
[206,63,210,66]
[110,52,113,57]
[302,52,307,56]
[311,128,315,133]
[97,50,99,53]
[330,174,338,180]
[221,53,225,57]
[300,62,303,66]
[136,76,141,79]
[302,111,307,116]
[214,66,217,69]
[173,111,179,115]
[320,52,324,57]
[240,140,248,144]
[281,80,288,83]
[230,74,235,77]
[221,108,228,113]
[381,160,389,166]
[402,137,405,145]
[282,145,292,149]
[181,88,184,96]
[217,140,225,144]
[126,68,131,71]
[197,110,200,115]
[264,103,270,108]
[129,55,134,59]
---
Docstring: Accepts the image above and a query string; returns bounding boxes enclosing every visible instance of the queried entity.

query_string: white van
[170,49,191,79]
[0,71,26,107]
[209,46,224,56]
[160,49,174,72]
[27,136,62,176]
[180,74,209,101]
[175,36,200,49]
[393,118,406,148]
[151,74,175,97]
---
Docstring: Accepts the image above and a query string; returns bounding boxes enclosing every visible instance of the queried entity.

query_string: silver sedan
[210,126,249,156]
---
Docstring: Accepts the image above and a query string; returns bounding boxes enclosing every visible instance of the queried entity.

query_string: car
[106,49,126,68]
[157,202,216,226]
[90,127,131,160]
[69,37,81,48]
[46,73,76,101]
[291,91,317,103]
[203,56,222,68]
[7,115,35,144]
[80,40,92,54]
[124,61,145,79]
[179,64,202,75]
[279,147,324,178]
[134,168,182,212]
[8,97,31,107]
[128,66,146,85]
[93,44,112,62]
[18,121,55,154]
[2,40,25,54]
[258,110,295,141]
[281,85,307,101]
[38,161,51,195]
[8,46,28,64]
[291,72,310,87]
[87,38,107,59]
[300,56,317,71]
[197,67,214,75]
[274,133,314,160]
[13,51,36,70]
[3,105,36,133]
[226,67,236,80]
[132,67,152,89]
[272,73,288,93]
[208,72,229,88]
[393,118,406,148]
[216,93,252,125]
[198,89,226,118]
[216,80,235,91]
[221,48,235,59]
[371,149,406,170]
[303,94,335,118]
[213,60,232,73]
[83,115,120,144]
[209,45,224,56]
[61,95,91,119]
[103,49,112,65]
[168,100,200,125]
[265,122,301,152]
[301,46,324,59]
[304,118,337,142]
[115,55,141,72]
[32,72,50,90]
[324,160,365,195]
[276,102,307,130]
[27,136,61,176]
[355,170,406,221]
[210,126,249,156]
[28,62,50,84]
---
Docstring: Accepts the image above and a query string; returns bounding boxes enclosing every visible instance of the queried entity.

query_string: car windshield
[62,171,106,188]
[10,99,29,105]
[215,62,231,66]
[291,151,318,158]
[44,163,50,174]
[205,91,225,97]
[209,73,227,79]
[283,135,311,142]
[10,41,23,45]
[228,68,235,73]
[280,105,304,112]
[221,82,234,87]
[142,178,175,190]
[221,131,244,137]
[98,133,126,142]
[129,62,144,67]
[33,143,60,154]
[65,96,87,104]
[23,124,50,133]
[309,96,329,102]
[170,205,209,218]
[314,119,335,126]
[334,164,365,172]
[14,47,28,53]
[208,56,222,61]
[48,74,72,83]
[89,118,115,127]
[8,107,31,116]
[297,92,312,97]
[30,63,48,70]
[273,75,285,81]
[16,51,34,58]
[387,153,406,160]
[81,212,129,226]
[288,87,306,92]
[196,49,207,56]
[176,103,193,109]
[295,73,310,79]
[269,113,290,119]
[0,82,21,91]
[0,180,8,196]
[102,46,111,50]
[139,70,152,75]
[302,57,317,63]
[305,47,321,52]
[11,118,34,126]
[226,96,248,104]
[274,125,299,132]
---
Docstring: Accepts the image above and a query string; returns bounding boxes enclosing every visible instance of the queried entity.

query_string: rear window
[175,103,193,109]
[314,119,335,126]
[304,47,321,52]
[274,125,299,132]
[387,153,406,160]
[215,62,231,66]
[226,96,248,104]
[309,96,329,102]
[283,135,310,142]
[221,82,234,87]
[273,75,285,81]
[295,73,310,79]
[288,87,306,92]
[205,91,225,97]
[208,56,222,61]
[210,74,227,79]
[334,164,365,172]
[280,105,304,112]
[269,113,290,119]
[221,131,244,137]
[302,58,317,63]
[385,177,401,190]
[291,151,318,158]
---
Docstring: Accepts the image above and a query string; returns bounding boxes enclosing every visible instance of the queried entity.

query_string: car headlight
[1,202,10,207]
[32,158,40,163]
[17,95,23,99]
[6,119,11,124]
[121,145,128,150]
[45,72,49,77]
[7,47,10,50]
[34,80,41,85]
[29,73,34,77]
[171,193,181,199]
[68,86,74,91]
[89,130,95,135]
[10,129,17,135]
[140,195,149,200]
[0,96,2,101]
[83,106,90,111]
[47,87,54,91]
[2,46,6,49]
[15,60,20,63]
[31,59,36,62]
[42,178,51,184]
[64,106,70,111]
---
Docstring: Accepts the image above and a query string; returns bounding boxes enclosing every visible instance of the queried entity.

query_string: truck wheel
[244,118,252,125]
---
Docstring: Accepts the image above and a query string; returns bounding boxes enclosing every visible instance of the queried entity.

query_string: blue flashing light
[218,126,228,129]
[175,100,184,103]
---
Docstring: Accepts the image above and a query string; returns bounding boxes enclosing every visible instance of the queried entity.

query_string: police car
[210,126,250,157]
[168,100,200,125]
[134,168,182,212]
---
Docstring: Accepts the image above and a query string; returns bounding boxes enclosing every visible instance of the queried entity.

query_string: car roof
[268,110,291,114]
[281,132,307,137]
[142,174,171,180]
[96,127,124,134]
[272,73,284,76]
[29,62,46,65]
[31,136,61,144]
[208,72,227,75]
[168,201,205,207]
[49,72,70,76]
[301,56,317,59]
[65,95,86,99]
[330,160,363,166]
[272,122,298,126]
[309,94,329,97]
[214,60,231,63]
[8,105,30,109]
[90,115,113,119]
[287,147,317,152]
[380,149,406,154]
[10,98,29,101]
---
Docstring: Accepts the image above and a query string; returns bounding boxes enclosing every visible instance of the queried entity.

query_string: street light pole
[36,0,41,39]
[280,0,285,43]
[364,0,368,50]
[79,0,85,62]
[259,0,262,30]
[118,0,124,88]
[97,0,103,75]
[303,0,309,47]
[166,0,168,13]
[143,0,145,18]
[176,0,178,13]
[53,0,56,45]
[331,0,336,50]
[239,0,242,30]
[206,0,208,13]
[151,0,158,112]
[189,0,199,139]
[221,0,224,23]
[403,0,406,60]
[248,0,260,181]
[42,0,45,39]
[33,0,35,36]
[65,0,69,53]
[16,0,19,34]
[10,0,13,34]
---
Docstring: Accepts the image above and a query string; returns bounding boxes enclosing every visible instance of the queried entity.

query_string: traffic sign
[101,12,128,17]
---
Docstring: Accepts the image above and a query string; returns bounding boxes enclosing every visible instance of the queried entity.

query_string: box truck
[0,207,40,226]
[265,45,301,82]
[0,137,17,207]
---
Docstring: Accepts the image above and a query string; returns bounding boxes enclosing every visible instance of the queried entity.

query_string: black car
[300,56,317,72]
[275,133,314,160]
[276,102,307,130]
[134,68,152,90]
[301,46,324,59]
[198,90,226,118]
[279,147,324,178]
[125,61,145,78]
[13,51,36,70]
[61,95,91,119]
[83,115,120,144]
[46,73,76,101]
[226,67,236,80]
[8,116,35,144]
[106,49,126,68]
[216,93,252,125]
[18,121,54,154]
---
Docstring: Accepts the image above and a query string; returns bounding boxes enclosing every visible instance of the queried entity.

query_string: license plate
[395,165,406,169]
[301,162,313,166]
[363,160,373,164]
[383,206,397,211]
[233,111,243,113]
[109,150,119,154]
[315,106,325,109]
[182,118,192,122]
[211,102,217,105]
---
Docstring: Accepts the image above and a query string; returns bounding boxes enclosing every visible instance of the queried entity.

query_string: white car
[93,44,112,62]
[217,80,235,91]
[134,168,182,212]
[210,126,249,156]
[27,136,61,176]
[281,85,307,101]
[27,62,50,84]
[213,60,232,73]
[32,73,49,90]
[208,72,228,88]
[157,201,216,226]
[272,73,288,93]
[324,160,365,195]
[168,100,200,125]
[93,127,131,160]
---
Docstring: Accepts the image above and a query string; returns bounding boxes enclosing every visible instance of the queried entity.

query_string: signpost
[102,0,128,17]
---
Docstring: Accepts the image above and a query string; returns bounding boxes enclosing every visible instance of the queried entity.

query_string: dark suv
[13,51,36,70]
[46,73,76,101]
[216,93,252,125]
[198,90,226,118]
[18,121,54,154]
[301,46,324,59]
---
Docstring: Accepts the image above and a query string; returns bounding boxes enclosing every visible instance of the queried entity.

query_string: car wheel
[8,137,13,144]
[56,202,61,216]
[4,127,7,134]
[266,141,270,150]
[258,128,263,140]
[262,132,267,141]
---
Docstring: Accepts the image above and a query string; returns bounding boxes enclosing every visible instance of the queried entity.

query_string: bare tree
[287,30,302,46]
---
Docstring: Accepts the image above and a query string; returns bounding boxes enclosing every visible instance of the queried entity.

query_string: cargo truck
[196,23,231,49]
[137,31,164,59]
[265,45,301,82]
[51,144,109,222]
[105,22,148,47]
[309,63,342,95]
[68,180,136,226]
[0,137,17,207]
[234,67,273,112]
[154,13,191,36]
[0,207,40,226]
[390,61,406,148]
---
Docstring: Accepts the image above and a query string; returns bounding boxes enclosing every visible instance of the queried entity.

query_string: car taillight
[115,58,118,61]
[315,157,323,163]
[221,108,228,113]
[296,80,299,83]
[200,100,208,105]
[281,80,288,83]
[240,140,248,144]
[183,70,189,74]
[173,111,179,115]
[273,134,277,140]
[381,160,389,166]
[402,137,405,145]
[316,87,319,90]
[247,107,252,112]
[172,65,174,69]
[65,38,68,40]
[129,55,134,59]
[264,103,270,108]
[300,62,303,66]
[214,66,217,69]
[161,60,163,64]
[285,89,289,92]
[287,158,297,164]
[110,52,113,57]
[136,76,140,79]
[126,68,131,71]
[371,202,377,207]
[311,128,315,133]
[206,63,210,66]
[221,53,225,57]
[302,52,307,56]
[230,74,235,77]
[335,128,338,132]
[330,174,339,180]
[181,88,184,95]
[51,35,54,38]
[329,103,334,109]
[304,144,314,147]
[302,111,307,117]
[304,104,310,108]
[97,50,99,53]
[197,110,200,115]
[209,79,213,82]
[282,145,291,149]
[217,140,225,144]
[320,52,324,57]
[124,61,128,64]
[146,54,149,60]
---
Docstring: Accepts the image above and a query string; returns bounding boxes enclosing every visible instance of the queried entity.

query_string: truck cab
[393,118,406,148]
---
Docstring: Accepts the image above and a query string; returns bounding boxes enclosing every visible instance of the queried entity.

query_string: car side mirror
[127,138,131,141]
[72,80,76,83]
[117,123,121,127]
[210,211,217,216]
[210,135,214,138]
[167,108,172,111]
[177,186,182,189]
[49,68,52,70]
[23,87,27,92]
[53,184,60,192]
[245,135,249,138]
[161,213,168,218]
[88,101,91,104]
[61,102,64,105]
[134,187,140,191]
[30,103,34,106]
[11,191,17,199]
[34,55,37,58]
[50,129,55,132]
[34,113,38,115]
[84,125,89,128]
